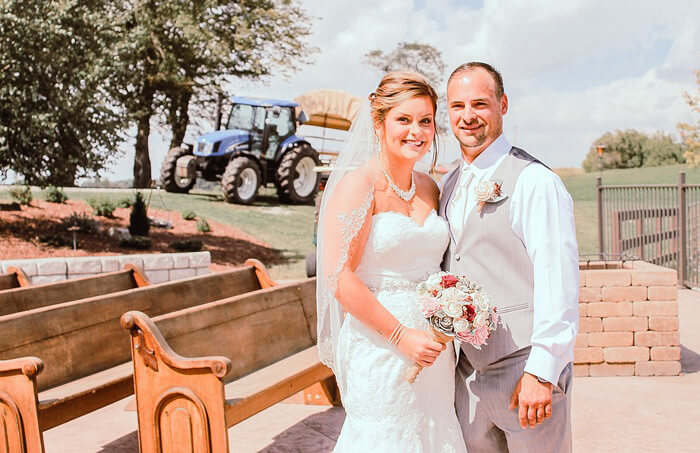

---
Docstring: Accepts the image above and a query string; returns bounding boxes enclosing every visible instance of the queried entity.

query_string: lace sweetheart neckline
[371,209,444,229]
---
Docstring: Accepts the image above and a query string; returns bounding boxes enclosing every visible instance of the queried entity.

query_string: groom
[439,62,579,452]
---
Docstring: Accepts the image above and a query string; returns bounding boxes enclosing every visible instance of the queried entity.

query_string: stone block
[635,361,681,376]
[145,270,169,284]
[36,258,67,276]
[1,259,38,276]
[67,273,98,280]
[574,347,603,364]
[190,252,211,268]
[579,270,586,287]
[573,364,589,377]
[172,253,190,269]
[169,268,196,281]
[31,275,67,285]
[578,303,587,318]
[579,317,603,333]
[67,257,102,275]
[589,363,635,377]
[650,346,681,361]
[588,332,633,347]
[602,316,648,332]
[631,268,677,286]
[100,256,120,273]
[648,317,679,332]
[586,269,631,287]
[646,286,678,301]
[579,287,602,302]
[142,254,174,271]
[633,301,678,317]
[604,346,649,363]
[575,333,588,348]
[634,331,680,347]
[195,267,210,276]
[119,255,144,269]
[601,286,647,302]
[587,301,633,317]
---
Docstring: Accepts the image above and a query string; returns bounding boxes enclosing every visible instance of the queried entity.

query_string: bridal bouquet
[407,272,498,382]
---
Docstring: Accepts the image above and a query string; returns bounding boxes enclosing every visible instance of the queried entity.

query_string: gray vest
[439,147,543,370]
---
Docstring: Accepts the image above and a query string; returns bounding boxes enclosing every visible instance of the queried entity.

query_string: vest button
[455,254,461,261]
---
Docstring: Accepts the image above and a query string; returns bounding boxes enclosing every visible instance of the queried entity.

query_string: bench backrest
[0,266,265,390]
[0,268,143,316]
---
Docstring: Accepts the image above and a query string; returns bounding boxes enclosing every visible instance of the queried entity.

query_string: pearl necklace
[381,165,416,202]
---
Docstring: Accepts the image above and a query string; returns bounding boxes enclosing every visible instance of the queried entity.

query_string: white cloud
[103,0,699,180]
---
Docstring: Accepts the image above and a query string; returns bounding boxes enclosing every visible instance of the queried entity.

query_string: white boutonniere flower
[474,180,507,213]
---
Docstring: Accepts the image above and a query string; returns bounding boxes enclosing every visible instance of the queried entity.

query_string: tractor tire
[276,144,320,205]
[221,156,261,204]
[160,147,196,193]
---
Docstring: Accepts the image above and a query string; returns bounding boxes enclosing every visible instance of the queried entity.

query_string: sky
[106,0,700,181]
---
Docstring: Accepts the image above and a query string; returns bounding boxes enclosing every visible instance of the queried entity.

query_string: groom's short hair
[448,62,504,99]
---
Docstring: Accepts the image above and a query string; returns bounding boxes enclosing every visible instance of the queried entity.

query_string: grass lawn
[2,164,697,279]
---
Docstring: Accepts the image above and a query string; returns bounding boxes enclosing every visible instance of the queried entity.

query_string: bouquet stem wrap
[406,328,453,383]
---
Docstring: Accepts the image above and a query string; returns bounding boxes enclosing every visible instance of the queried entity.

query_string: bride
[316,71,467,452]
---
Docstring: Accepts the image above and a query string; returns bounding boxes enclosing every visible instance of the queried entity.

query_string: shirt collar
[460,133,512,179]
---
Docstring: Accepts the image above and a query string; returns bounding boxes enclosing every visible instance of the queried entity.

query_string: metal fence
[597,172,700,287]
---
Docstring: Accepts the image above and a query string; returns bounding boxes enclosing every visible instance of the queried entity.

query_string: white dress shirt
[448,133,580,384]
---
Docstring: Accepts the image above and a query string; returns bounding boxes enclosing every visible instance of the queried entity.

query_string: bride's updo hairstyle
[368,71,440,171]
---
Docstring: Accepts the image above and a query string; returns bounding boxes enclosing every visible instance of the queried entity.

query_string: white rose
[473,312,488,329]
[423,273,444,292]
[443,301,464,318]
[441,287,467,302]
[473,294,490,311]
[474,181,497,202]
[453,318,470,332]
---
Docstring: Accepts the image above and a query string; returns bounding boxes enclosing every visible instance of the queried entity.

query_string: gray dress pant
[455,347,572,452]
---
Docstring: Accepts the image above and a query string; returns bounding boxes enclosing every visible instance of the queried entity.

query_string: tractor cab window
[262,107,294,159]
[227,104,254,131]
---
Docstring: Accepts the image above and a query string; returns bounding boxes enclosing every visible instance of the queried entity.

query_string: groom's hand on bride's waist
[508,372,553,429]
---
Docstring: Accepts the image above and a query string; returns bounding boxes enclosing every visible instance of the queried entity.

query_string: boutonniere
[474,180,507,213]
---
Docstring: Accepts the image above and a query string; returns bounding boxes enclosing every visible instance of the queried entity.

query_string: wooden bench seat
[0,266,30,292]
[0,259,275,452]
[0,265,149,317]
[121,277,339,452]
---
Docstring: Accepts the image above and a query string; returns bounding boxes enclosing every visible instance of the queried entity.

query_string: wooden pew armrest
[121,311,232,378]
[0,356,43,376]
[6,265,31,287]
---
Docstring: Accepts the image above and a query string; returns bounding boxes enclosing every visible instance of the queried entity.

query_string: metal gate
[597,172,700,287]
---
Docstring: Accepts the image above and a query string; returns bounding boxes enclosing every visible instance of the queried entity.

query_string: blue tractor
[160,97,320,204]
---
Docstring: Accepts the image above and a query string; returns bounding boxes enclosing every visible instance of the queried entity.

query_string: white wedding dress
[332,210,467,453]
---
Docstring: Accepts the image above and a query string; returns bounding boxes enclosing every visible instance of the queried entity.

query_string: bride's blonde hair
[368,71,440,172]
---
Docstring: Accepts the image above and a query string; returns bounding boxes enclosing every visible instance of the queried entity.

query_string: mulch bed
[0,200,285,270]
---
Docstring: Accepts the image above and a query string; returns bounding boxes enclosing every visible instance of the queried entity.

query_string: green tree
[0,0,125,186]
[105,0,316,188]
[363,42,446,88]
[678,70,700,167]
[582,129,685,172]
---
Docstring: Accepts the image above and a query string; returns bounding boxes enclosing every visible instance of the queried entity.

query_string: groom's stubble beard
[455,119,503,162]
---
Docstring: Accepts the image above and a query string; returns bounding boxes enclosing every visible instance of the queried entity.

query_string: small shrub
[196,217,211,233]
[89,198,116,217]
[62,212,99,234]
[169,238,203,252]
[38,234,72,248]
[9,186,32,205]
[181,210,197,221]
[44,186,68,204]
[119,235,152,249]
[116,197,133,208]
[129,192,150,236]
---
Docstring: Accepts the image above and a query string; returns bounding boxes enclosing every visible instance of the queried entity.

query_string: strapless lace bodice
[355,210,450,289]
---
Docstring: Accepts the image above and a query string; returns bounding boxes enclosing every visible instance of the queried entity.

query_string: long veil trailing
[316,100,379,371]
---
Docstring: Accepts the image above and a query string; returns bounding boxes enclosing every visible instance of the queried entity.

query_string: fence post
[597,176,603,257]
[678,172,687,286]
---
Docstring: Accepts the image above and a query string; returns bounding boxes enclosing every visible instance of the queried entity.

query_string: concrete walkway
[44,290,700,452]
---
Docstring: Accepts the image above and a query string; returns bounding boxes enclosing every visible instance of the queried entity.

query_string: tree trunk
[133,112,152,188]
[168,89,193,150]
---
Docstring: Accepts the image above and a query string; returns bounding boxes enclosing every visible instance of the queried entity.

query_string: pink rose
[441,274,459,288]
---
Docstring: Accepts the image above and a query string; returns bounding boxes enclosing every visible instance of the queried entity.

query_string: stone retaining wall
[575,260,680,377]
[0,252,211,285]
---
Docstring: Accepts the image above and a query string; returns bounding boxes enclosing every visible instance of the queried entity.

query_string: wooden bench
[120,277,339,453]
[0,259,275,452]
[0,266,31,292]
[0,264,150,317]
